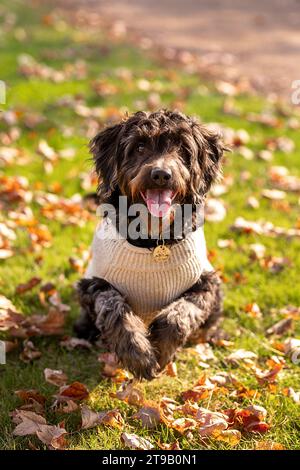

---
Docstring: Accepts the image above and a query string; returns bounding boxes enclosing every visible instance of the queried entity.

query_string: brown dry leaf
[255,441,286,450]
[56,381,89,402]
[121,432,154,450]
[193,343,216,362]
[81,405,124,429]
[283,387,300,404]
[255,357,284,385]
[262,189,286,201]
[16,277,41,295]
[132,405,162,429]
[20,340,42,362]
[12,410,46,436]
[27,307,66,336]
[15,389,46,406]
[0,295,25,333]
[53,400,79,414]
[114,380,144,406]
[60,336,92,351]
[244,303,262,319]
[266,318,293,337]
[158,441,181,450]
[213,429,241,446]
[226,349,258,366]
[231,217,300,239]
[209,371,236,387]
[36,424,67,450]
[195,408,228,437]
[169,417,198,434]
[226,405,270,433]
[98,352,124,378]
[159,397,179,420]
[44,368,68,386]
[181,373,215,402]
[165,362,177,377]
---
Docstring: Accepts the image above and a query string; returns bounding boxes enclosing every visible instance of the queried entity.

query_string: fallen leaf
[262,189,286,200]
[283,387,300,404]
[44,368,68,386]
[255,440,286,450]
[244,303,262,319]
[121,432,154,450]
[158,441,181,450]
[266,318,293,336]
[36,424,67,450]
[195,408,228,437]
[20,340,42,362]
[56,381,89,402]
[12,410,46,436]
[81,405,124,429]
[226,349,258,366]
[165,362,177,377]
[132,406,161,429]
[60,337,92,350]
[213,429,241,446]
[16,277,41,295]
[15,389,46,406]
[114,380,144,406]
[193,343,216,362]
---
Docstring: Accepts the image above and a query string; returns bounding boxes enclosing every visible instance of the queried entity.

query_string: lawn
[0,0,300,450]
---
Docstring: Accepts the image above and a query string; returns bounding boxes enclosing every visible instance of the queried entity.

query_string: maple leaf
[12,410,47,436]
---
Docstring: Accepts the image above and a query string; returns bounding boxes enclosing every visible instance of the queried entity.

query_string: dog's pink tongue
[145,189,173,218]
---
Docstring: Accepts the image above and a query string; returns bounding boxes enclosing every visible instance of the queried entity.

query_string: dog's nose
[151,168,172,186]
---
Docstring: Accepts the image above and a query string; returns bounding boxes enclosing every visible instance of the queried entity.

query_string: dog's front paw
[149,312,189,371]
[117,338,160,381]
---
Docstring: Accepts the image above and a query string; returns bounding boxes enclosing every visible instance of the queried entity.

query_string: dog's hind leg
[149,271,222,371]
[75,277,159,380]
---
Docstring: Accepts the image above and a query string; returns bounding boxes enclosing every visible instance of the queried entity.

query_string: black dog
[75,110,224,380]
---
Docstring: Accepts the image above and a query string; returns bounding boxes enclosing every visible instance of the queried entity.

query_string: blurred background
[63,0,300,100]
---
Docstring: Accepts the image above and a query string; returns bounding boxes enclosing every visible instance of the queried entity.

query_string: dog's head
[90,110,225,219]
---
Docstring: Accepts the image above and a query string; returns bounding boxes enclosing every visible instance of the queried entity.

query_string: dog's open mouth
[140,189,176,218]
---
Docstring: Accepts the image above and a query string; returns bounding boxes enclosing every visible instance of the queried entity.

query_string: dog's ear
[89,122,124,201]
[191,123,226,199]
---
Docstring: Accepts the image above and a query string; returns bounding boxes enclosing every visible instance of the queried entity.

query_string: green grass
[1,0,300,450]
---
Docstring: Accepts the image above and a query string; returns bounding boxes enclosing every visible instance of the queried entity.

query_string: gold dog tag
[153,243,170,262]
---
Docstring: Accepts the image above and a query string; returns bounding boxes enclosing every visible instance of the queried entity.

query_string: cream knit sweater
[85,219,213,324]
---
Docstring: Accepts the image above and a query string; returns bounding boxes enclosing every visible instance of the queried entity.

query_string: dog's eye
[137,142,145,153]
